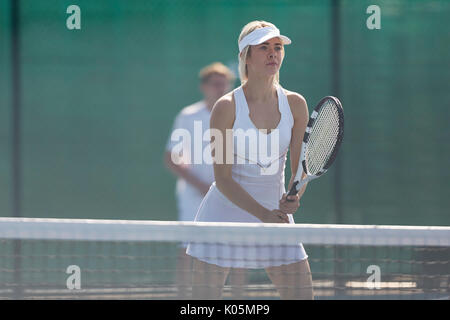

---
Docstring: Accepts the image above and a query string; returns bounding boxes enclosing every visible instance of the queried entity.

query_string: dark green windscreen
[0,0,448,225]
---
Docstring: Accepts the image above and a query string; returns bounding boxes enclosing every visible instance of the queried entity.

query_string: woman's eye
[259,45,282,51]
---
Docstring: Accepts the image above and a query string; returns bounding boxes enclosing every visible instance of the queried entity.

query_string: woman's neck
[242,76,277,103]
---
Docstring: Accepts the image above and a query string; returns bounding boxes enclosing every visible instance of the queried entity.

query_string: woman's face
[246,37,285,78]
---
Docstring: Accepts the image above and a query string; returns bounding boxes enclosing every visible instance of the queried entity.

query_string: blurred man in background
[164,62,243,298]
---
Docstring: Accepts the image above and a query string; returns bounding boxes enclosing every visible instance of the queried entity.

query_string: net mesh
[0,218,449,300]
[306,100,341,175]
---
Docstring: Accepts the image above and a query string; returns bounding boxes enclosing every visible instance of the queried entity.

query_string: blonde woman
[186,21,314,300]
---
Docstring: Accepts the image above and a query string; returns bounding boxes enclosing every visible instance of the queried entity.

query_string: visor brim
[249,33,291,46]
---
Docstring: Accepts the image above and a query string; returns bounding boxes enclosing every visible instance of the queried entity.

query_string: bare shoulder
[283,89,308,120]
[210,91,236,128]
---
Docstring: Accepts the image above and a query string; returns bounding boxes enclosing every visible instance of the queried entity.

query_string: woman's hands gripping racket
[287,96,344,201]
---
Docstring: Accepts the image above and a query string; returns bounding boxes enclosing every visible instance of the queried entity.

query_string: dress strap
[233,86,249,116]
[276,85,294,128]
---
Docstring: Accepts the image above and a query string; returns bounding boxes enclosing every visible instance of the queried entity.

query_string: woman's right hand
[259,209,290,224]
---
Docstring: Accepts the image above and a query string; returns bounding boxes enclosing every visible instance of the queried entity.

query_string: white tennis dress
[186,85,307,268]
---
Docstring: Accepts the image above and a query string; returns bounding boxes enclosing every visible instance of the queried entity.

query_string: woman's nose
[268,48,276,58]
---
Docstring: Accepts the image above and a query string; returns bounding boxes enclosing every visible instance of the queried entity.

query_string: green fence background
[1,0,449,225]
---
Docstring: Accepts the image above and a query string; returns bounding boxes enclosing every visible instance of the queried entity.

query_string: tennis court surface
[1,218,449,300]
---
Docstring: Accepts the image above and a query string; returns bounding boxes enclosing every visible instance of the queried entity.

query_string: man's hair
[199,62,235,84]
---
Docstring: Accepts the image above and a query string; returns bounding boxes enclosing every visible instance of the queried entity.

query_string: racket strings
[306,101,340,175]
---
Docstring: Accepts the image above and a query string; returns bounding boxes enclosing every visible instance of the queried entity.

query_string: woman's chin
[265,70,279,77]
[265,65,279,74]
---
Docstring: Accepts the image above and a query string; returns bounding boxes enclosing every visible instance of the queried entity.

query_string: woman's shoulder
[210,91,236,126]
[280,88,308,119]
[213,91,235,112]
[281,88,307,106]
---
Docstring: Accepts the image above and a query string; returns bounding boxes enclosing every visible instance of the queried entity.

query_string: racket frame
[287,96,344,197]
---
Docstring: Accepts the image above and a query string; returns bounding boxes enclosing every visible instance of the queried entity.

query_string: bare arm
[210,95,286,223]
[286,92,309,198]
[163,152,211,195]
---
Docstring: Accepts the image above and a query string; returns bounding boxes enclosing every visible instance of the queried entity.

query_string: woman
[186,21,313,300]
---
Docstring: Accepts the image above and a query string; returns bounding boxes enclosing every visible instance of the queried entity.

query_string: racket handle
[286,182,299,202]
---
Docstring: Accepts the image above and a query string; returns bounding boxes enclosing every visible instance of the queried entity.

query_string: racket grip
[286,182,299,202]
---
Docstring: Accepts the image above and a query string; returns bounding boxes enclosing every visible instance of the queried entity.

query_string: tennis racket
[287,96,344,199]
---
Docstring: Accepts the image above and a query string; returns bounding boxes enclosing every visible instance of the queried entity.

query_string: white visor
[238,26,291,53]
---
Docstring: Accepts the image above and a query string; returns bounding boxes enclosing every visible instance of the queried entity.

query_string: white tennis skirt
[186,181,308,268]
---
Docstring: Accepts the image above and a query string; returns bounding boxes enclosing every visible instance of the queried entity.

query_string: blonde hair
[199,62,235,84]
[238,21,282,85]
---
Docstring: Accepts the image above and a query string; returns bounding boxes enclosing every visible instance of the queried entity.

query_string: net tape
[1,218,449,247]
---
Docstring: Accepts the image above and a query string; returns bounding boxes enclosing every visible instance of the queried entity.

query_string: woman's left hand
[279,193,300,214]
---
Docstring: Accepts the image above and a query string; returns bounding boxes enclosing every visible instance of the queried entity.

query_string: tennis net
[0,217,449,300]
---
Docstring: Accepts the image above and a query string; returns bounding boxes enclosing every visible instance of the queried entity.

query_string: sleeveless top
[193,84,296,223]
[231,84,294,204]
